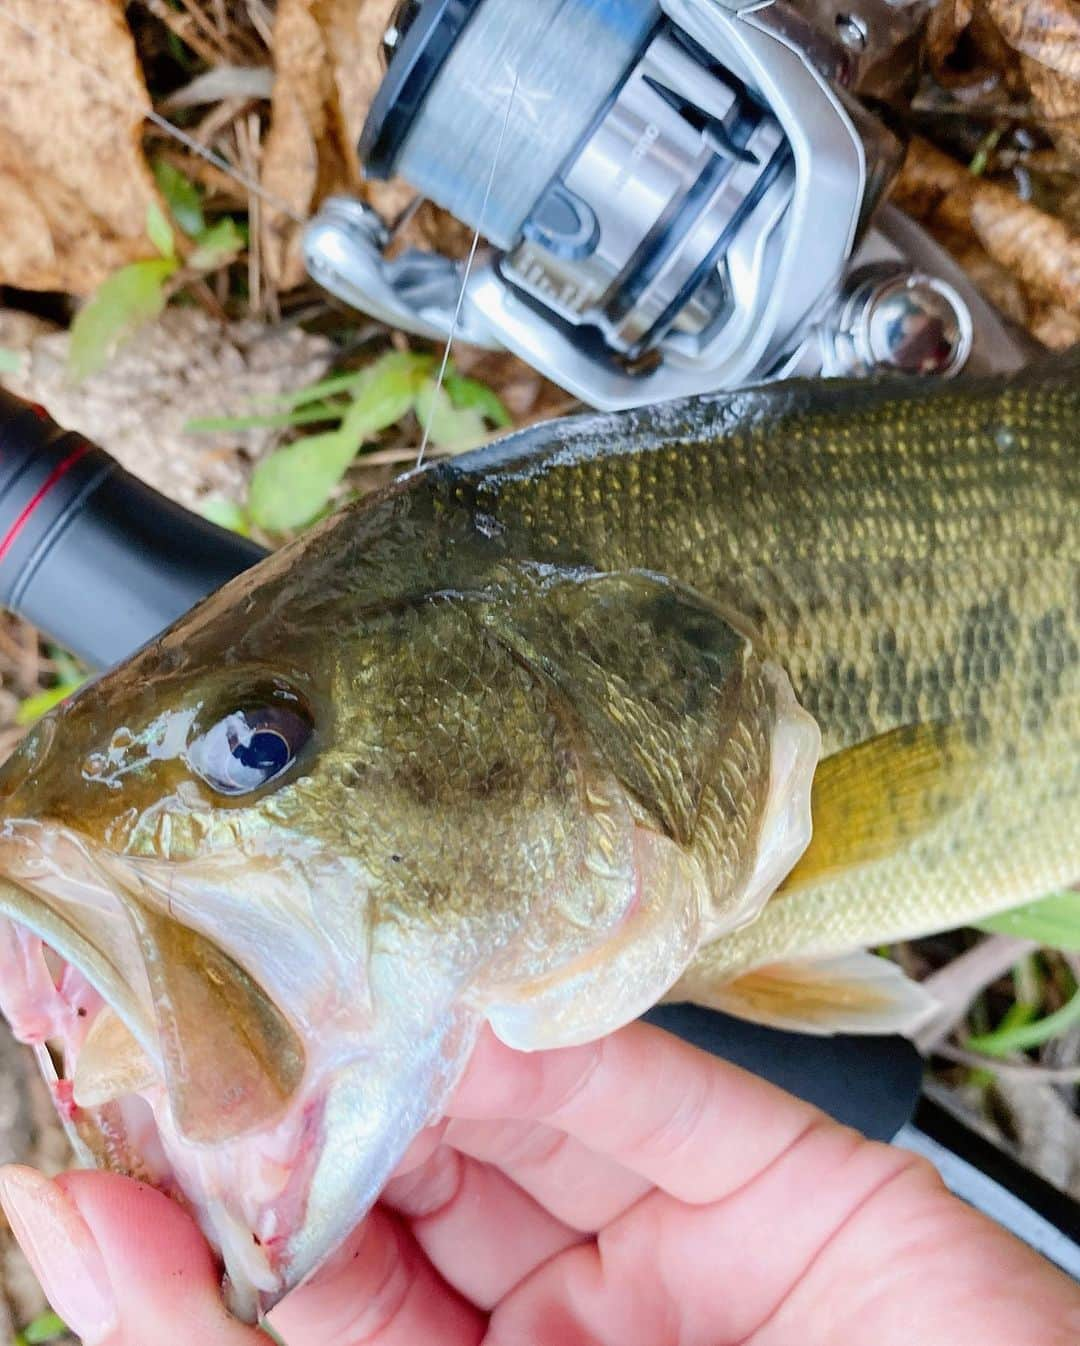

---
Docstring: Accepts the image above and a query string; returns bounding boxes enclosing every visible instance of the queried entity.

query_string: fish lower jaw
[0,913,323,1314]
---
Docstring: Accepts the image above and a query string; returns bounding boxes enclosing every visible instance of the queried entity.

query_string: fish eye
[187,699,313,797]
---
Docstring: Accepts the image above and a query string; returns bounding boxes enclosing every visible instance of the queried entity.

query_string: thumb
[0,1166,259,1346]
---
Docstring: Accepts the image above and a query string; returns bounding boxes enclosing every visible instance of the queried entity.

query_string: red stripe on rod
[0,441,92,565]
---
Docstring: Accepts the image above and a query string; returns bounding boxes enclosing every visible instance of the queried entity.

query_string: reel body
[304,0,1029,407]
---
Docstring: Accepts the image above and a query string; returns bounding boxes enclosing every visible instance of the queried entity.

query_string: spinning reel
[304,0,1029,408]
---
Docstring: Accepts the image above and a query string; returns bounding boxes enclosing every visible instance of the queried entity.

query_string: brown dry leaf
[984,0,1080,78]
[261,0,471,289]
[1029,302,1080,346]
[893,135,1080,322]
[0,0,160,294]
[925,0,976,78]
[984,0,1080,160]
[261,0,395,286]
[924,0,1023,97]
[1020,55,1080,159]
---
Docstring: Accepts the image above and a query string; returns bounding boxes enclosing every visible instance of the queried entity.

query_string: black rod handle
[0,391,265,668]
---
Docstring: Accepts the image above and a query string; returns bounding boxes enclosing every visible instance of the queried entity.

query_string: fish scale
[0,358,1075,1307]
[450,361,1079,974]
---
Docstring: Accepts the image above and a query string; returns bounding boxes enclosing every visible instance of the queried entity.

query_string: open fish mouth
[0,822,370,1320]
[0,817,506,1322]
[0,643,822,1321]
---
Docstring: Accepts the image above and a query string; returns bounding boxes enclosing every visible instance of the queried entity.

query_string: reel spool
[304,0,1026,408]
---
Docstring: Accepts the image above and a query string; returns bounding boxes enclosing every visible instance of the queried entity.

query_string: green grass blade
[978,890,1080,950]
[16,680,85,726]
[185,402,346,434]
[966,986,1080,1057]
[269,369,373,410]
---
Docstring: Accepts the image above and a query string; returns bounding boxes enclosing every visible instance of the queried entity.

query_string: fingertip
[58,1170,218,1282]
[56,1171,257,1345]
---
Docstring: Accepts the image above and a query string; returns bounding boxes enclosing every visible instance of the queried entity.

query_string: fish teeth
[211,1198,283,1322]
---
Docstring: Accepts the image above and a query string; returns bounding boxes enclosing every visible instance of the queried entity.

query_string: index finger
[448,1021,825,1205]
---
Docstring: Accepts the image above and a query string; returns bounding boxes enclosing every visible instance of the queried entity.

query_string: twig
[244,0,274,50]
[172,0,233,62]
[161,65,273,112]
[934,1041,1080,1084]
[236,113,270,320]
[190,96,255,151]
[141,0,226,69]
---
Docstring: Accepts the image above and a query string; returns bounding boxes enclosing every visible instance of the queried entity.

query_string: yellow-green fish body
[0,356,1074,1309]
[455,365,1079,1022]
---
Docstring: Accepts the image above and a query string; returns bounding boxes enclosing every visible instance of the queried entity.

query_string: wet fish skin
[0,355,1075,1306]
[452,361,1079,988]
[0,410,810,1306]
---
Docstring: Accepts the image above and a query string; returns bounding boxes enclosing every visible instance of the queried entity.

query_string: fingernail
[0,1166,118,1344]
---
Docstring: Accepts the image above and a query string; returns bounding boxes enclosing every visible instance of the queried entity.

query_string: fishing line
[414,70,519,472]
[0,2,306,224]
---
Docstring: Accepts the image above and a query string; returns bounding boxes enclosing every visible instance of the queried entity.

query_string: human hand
[2,1020,1078,1346]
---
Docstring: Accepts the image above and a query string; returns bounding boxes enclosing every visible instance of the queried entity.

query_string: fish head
[0,484,819,1314]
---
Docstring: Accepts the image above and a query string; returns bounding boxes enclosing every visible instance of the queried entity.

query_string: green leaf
[414,382,489,452]
[199,497,250,534]
[67,258,177,383]
[248,431,360,532]
[969,126,1005,179]
[153,159,205,237]
[269,369,371,411]
[21,1311,67,1344]
[188,217,245,272]
[48,646,84,686]
[185,401,346,434]
[146,200,176,260]
[978,891,1080,950]
[241,351,434,530]
[444,374,512,427]
[16,680,84,726]
[340,351,430,441]
[966,986,1080,1058]
[0,347,25,374]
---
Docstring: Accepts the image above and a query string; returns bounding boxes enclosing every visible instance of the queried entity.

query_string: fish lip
[0,819,404,1316]
[0,821,160,1063]
[0,825,304,1294]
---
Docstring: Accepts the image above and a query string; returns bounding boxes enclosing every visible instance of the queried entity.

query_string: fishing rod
[0,388,1075,1273]
[0,0,1074,1283]
[0,393,263,669]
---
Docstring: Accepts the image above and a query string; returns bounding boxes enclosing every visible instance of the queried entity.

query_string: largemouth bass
[0,358,1075,1312]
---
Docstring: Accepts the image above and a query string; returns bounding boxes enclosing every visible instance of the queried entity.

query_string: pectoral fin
[777,720,982,895]
[671,950,940,1036]
[128,905,305,1143]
